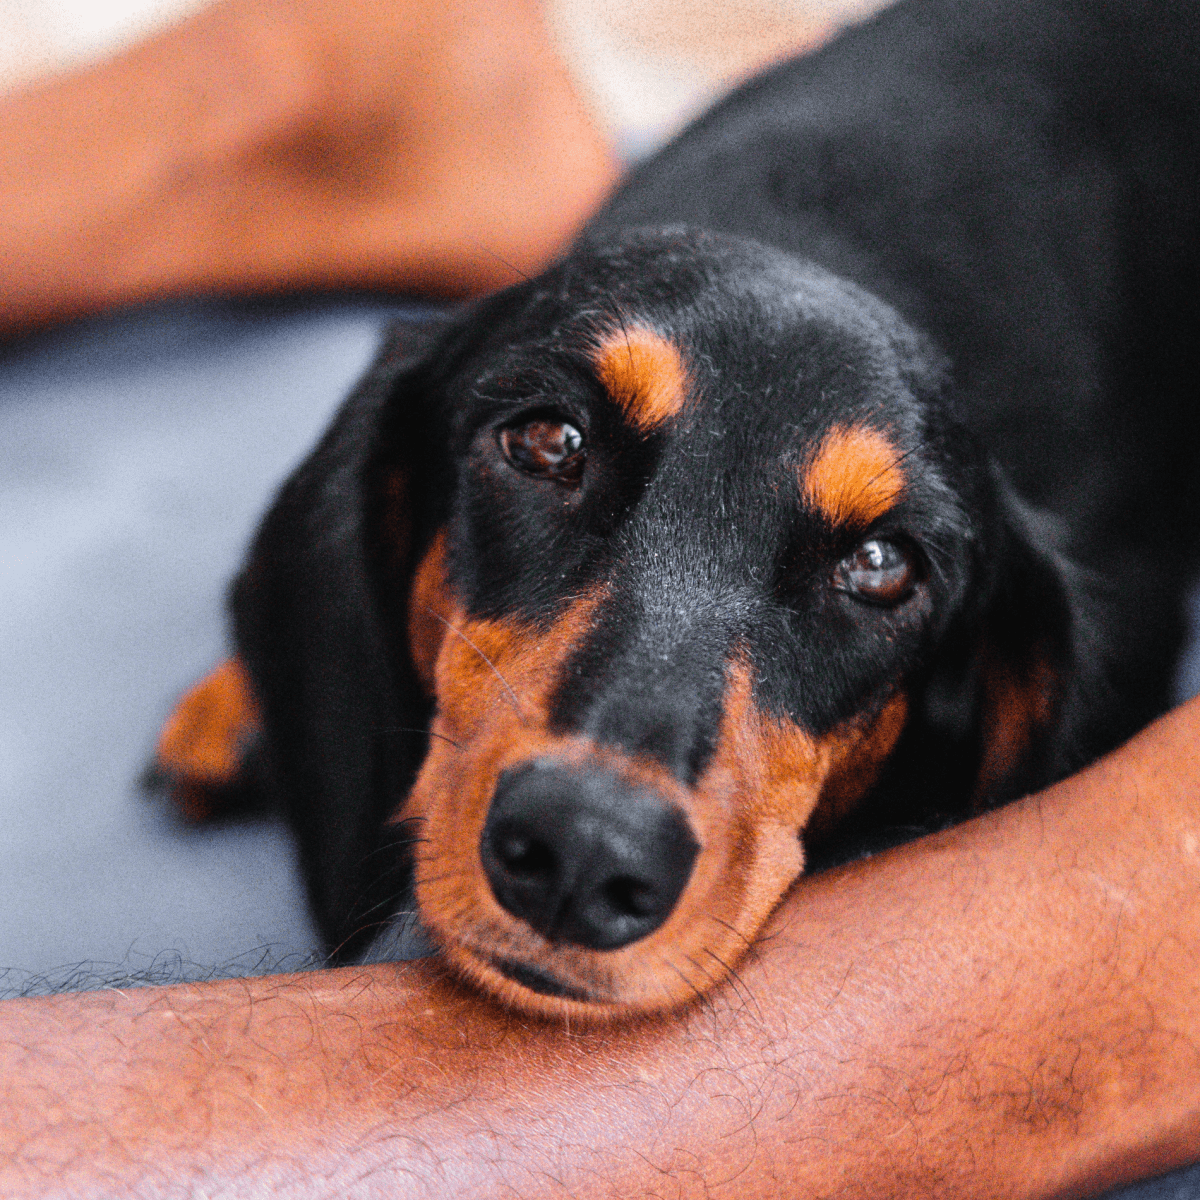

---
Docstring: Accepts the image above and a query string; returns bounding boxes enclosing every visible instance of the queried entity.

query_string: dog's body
[160,0,1200,1017]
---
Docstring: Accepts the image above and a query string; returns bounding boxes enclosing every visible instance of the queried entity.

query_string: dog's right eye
[833,537,918,605]
[498,419,586,484]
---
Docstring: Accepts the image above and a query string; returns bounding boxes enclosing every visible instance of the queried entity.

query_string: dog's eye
[498,418,586,484]
[834,538,917,605]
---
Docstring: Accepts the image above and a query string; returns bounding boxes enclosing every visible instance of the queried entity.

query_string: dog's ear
[964,483,1190,808]
[958,490,1086,806]
[879,480,1099,834]
[914,476,1174,813]
[229,310,478,954]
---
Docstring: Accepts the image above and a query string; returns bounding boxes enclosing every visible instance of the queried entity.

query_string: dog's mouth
[412,770,809,1020]
[490,956,593,1001]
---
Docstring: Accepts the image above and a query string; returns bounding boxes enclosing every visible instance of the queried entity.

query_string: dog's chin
[436,936,639,1023]
[427,918,726,1022]
[432,926,643,1022]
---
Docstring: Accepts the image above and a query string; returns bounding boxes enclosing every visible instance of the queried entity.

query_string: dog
[155,0,1200,1020]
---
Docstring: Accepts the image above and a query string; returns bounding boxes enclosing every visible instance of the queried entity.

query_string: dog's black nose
[481,760,699,950]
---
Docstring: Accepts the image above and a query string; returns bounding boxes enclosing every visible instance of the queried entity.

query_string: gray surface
[1112,1166,1200,1200]
[1,297,1197,1197]
[0,297,418,989]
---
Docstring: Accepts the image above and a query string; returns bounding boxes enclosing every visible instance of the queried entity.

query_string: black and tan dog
[157,0,1200,1019]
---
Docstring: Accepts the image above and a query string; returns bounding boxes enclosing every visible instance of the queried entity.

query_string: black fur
[232,0,1200,956]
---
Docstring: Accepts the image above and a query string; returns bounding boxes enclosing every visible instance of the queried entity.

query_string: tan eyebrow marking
[592,326,689,432]
[802,423,906,526]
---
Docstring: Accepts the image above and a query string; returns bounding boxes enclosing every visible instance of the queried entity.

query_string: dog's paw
[150,658,261,821]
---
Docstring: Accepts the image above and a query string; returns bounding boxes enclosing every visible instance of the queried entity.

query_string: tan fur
[802,423,906,526]
[805,691,910,843]
[407,529,455,697]
[592,325,689,432]
[155,658,260,820]
[973,646,1058,806]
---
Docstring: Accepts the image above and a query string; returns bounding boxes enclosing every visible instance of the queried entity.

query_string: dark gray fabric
[1105,1165,1200,1200]
[1,299,1196,1196]
[0,297,423,990]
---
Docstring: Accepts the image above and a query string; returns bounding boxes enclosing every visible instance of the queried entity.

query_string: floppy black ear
[821,468,1184,870]
[907,478,1184,820]
[959,490,1093,806]
[230,311,466,956]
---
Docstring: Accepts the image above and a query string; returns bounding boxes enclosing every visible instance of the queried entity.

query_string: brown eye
[834,538,917,605]
[498,418,585,484]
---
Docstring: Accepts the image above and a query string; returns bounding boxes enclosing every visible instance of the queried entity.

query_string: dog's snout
[481,760,698,951]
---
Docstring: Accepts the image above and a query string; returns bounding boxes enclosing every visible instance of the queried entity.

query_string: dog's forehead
[584,297,929,520]
[549,233,934,433]
[455,232,948,524]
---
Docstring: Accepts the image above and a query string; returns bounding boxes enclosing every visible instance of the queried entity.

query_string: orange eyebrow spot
[592,326,688,432]
[802,423,906,526]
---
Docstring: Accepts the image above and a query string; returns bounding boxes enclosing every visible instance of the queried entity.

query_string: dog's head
[240,229,1093,1019]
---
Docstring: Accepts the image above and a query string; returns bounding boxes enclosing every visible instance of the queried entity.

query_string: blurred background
[0,0,888,153]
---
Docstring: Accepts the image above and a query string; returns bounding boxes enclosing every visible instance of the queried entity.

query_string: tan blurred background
[0,0,888,155]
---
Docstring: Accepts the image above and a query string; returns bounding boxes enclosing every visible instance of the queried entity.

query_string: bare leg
[0,0,619,333]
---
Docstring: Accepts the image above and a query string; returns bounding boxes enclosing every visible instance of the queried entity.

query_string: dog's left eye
[834,537,917,605]
[498,418,586,484]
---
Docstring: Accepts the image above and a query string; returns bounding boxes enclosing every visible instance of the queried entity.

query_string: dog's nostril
[494,827,556,879]
[603,876,658,919]
[482,761,699,952]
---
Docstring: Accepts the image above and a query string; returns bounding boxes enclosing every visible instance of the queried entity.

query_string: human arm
[3,696,1200,1197]
[0,0,618,335]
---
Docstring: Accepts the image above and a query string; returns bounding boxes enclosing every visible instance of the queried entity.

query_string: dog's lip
[490,956,594,1002]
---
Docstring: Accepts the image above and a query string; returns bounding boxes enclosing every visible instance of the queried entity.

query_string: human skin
[0,0,619,334]
[3,697,1199,1198]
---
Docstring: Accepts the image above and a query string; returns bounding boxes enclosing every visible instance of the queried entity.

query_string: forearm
[4,699,1200,1198]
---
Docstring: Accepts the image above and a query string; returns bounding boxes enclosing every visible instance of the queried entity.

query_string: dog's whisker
[412,868,475,889]
[704,913,755,950]
[464,239,536,287]
[377,726,463,750]
[348,894,414,924]
[854,438,931,502]
[660,954,717,1017]
[702,947,762,1019]
[424,608,526,721]
[683,951,719,989]
[357,827,427,859]
[608,297,638,378]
